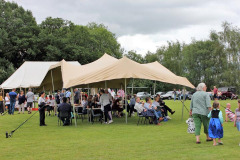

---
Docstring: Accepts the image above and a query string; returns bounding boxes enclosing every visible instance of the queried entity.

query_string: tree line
[0,0,239,93]
[125,22,240,93]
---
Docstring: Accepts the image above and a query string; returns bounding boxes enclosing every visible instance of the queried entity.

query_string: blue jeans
[174,95,176,101]
[10,101,16,114]
[153,110,161,119]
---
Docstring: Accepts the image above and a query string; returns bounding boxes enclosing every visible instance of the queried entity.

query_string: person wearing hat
[38,92,47,126]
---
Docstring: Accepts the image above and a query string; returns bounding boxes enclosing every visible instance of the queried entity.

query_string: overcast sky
[9,0,240,55]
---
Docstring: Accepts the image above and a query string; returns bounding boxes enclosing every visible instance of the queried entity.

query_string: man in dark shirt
[58,97,72,126]
[156,94,175,119]
[9,88,18,115]
[74,88,80,104]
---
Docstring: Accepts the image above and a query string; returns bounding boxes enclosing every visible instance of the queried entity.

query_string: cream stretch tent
[142,61,195,89]
[65,56,195,124]
[39,53,119,91]
[0,61,80,89]
[65,56,194,89]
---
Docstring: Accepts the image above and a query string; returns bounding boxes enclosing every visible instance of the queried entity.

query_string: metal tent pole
[181,88,186,120]
[88,84,90,96]
[71,87,77,127]
[125,78,127,124]
[51,70,55,93]
[154,80,156,95]
[131,78,134,96]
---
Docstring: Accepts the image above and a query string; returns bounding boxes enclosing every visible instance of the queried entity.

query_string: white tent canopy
[0,61,80,89]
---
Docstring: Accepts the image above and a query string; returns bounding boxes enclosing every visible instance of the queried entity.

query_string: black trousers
[127,104,135,116]
[39,109,46,125]
[162,105,173,117]
[61,117,70,125]
[0,101,4,113]
[104,104,111,122]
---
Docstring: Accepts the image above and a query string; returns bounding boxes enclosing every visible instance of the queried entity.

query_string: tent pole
[131,78,134,96]
[125,78,127,124]
[71,87,77,127]
[51,70,55,93]
[3,89,5,111]
[88,84,90,96]
[181,87,185,121]
[154,80,156,95]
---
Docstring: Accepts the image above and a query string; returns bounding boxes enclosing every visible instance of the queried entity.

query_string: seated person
[88,96,103,121]
[48,95,55,116]
[152,96,164,121]
[58,97,72,126]
[156,94,175,119]
[112,98,124,117]
[225,103,235,122]
[143,97,162,125]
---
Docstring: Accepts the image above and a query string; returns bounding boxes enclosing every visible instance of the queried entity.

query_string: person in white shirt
[100,89,113,124]
[38,92,47,126]
[46,95,55,116]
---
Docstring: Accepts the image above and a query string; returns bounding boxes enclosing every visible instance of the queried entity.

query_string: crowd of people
[190,82,240,146]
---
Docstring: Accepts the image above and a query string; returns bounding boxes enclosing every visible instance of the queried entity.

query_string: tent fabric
[39,53,119,91]
[0,61,80,89]
[64,56,187,89]
[142,61,195,88]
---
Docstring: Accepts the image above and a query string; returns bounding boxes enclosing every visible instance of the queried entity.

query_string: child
[208,101,223,146]
[225,103,235,122]
[234,99,240,146]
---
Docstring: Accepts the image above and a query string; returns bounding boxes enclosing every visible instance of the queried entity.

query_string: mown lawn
[0,100,239,160]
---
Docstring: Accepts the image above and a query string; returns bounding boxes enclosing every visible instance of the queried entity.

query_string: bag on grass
[186,117,195,134]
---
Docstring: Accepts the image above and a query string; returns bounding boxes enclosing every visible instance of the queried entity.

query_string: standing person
[0,92,4,115]
[173,89,177,101]
[213,86,218,100]
[60,90,65,103]
[65,89,71,102]
[190,83,212,144]
[178,89,182,100]
[26,88,35,114]
[9,88,18,115]
[18,90,26,114]
[129,95,136,117]
[100,89,113,124]
[208,101,224,146]
[234,100,240,146]
[5,93,10,114]
[74,88,80,104]
[55,91,61,105]
[38,92,47,126]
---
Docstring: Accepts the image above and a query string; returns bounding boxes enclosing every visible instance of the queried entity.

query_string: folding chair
[91,109,103,124]
[76,107,86,122]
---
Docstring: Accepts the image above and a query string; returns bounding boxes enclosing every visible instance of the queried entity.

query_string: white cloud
[9,0,240,55]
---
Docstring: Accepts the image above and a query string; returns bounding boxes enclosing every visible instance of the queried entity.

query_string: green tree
[124,50,144,63]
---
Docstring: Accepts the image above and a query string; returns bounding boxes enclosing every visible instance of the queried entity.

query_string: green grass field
[0,100,239,160]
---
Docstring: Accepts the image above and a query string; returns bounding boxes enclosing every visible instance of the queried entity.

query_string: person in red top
[213,86,218,100]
